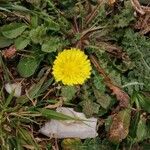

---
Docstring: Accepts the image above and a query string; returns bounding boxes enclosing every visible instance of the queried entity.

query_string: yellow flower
[52,48,92,85]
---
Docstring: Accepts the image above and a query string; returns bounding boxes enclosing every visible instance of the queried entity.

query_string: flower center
[63,62,79,77]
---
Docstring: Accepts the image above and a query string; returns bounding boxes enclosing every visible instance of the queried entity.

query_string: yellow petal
[52,48,92,85]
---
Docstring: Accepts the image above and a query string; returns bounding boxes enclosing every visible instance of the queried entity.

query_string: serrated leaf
[61,86,76,101]
[109,109,131,143]
[121,29,150,92]
[17,55,42,77]
[1,22,28,39]
[29,25,47,44]
[41,37,62,53]
[93,70,106,92]
[94,89,111,109]
[81,99,100,117]
[15,35,30,50]
[98,107,107,116]
[113,1,134,28]
[136,117,147,142]
[82,138,103,150]
[61,138,103,150]
[0,35,13,48]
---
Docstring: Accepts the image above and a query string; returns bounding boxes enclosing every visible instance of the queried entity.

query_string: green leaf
[94,89,111,109]
[113,1,135,28]
[105,116,113,132]
[121,29,150,92]
[3,90,15,108]
[30,15,38,28]
[41,37,62,53]
[146,121,150,139]
[0,6,11,12]
[129,111,140,138]
[46,18,60,31]
[17,55,42,77]
[61,139,82,150]
[61,138,104,150]
[61,86,76,101]
[27,73,48,99]
[38,108,78,120]
[138,95,150,113]
[29,25,47,44]
[7,4,32,13]
[93,70,106,92]
[81,99,100,117]
[16,71,48,104]
[38,78,53,94]
[135,93,150,113]
[82,138,111,150]
[18,127,39,148]
[0,35,13,48]
[7,136,24,150]
[136,117,147,142]
[1,23,28,39]
[15,35,30,50]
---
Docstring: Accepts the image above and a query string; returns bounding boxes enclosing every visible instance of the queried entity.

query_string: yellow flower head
[52,48,92,85]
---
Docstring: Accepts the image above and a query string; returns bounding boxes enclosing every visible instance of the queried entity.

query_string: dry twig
[131,0,145,15]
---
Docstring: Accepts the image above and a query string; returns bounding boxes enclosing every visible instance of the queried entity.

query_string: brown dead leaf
[108,0,116,5]
[108,83,130,108]
[2,45,17,59]
[142,6,150,13]
[109,109,131,143]
[134,13,150,34]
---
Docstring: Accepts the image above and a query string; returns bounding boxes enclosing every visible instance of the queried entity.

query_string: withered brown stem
[90,54,130,108]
